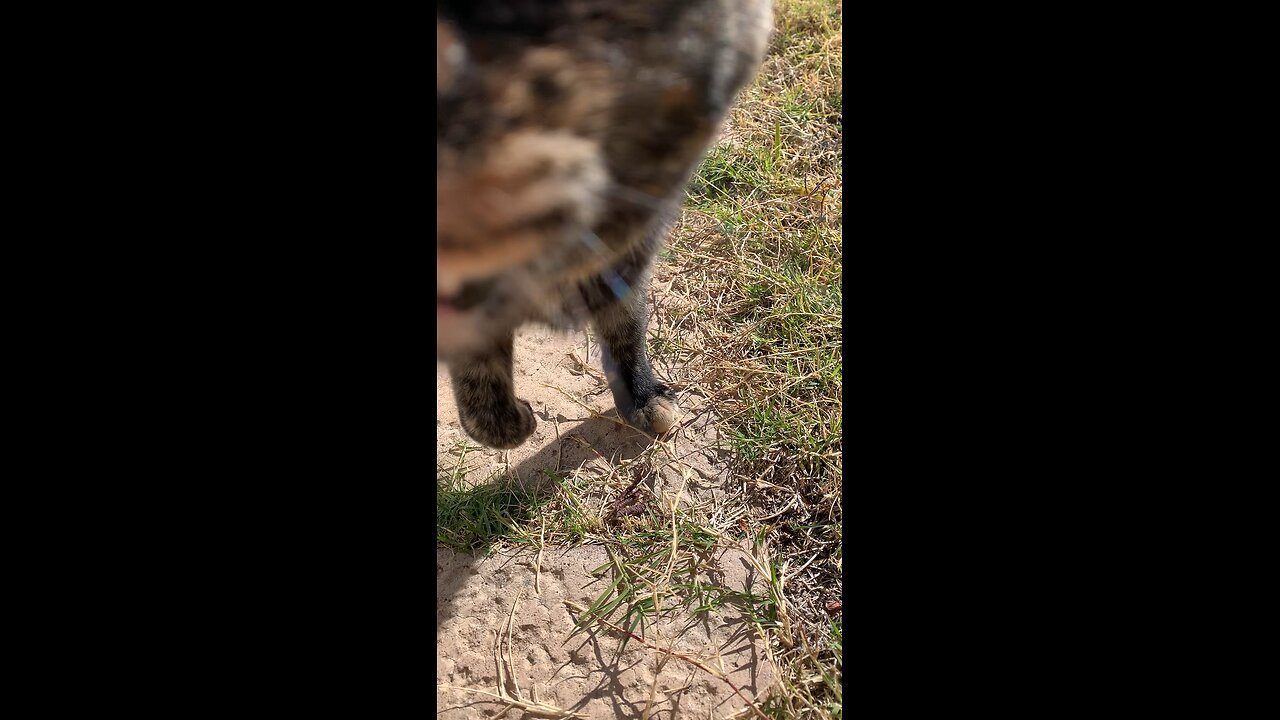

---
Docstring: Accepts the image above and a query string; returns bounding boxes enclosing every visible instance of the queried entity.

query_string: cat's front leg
[447,330,537,449]
[588,276,679,435]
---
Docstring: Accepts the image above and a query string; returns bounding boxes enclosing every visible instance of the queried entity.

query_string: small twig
[493,622,507,698]
[435,686,587,719]
[553,411,564,474]
[535,518,546,595]
[784,549,822,582]
[505,592,523,700]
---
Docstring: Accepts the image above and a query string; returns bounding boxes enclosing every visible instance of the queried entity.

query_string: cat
[437,0,772,449]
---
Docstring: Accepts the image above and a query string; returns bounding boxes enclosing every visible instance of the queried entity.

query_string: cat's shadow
[516,410,655,488]
[436,413,660,633]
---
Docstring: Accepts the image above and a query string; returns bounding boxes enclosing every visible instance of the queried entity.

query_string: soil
[437,325,778,718]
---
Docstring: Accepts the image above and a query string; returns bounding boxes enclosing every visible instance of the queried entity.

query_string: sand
[437,326,778,718]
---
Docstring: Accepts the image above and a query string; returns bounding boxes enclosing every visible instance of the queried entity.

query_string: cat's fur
[437,0,772,449]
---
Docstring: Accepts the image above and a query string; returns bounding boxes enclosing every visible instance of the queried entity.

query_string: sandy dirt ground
[437,322,778,718]
[436,544,774,719]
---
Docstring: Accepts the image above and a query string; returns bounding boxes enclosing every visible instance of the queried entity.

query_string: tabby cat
[437,0,772,449]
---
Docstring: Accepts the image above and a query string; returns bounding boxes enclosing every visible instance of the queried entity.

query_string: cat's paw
[461,398,537,449]
[631,387,680,435]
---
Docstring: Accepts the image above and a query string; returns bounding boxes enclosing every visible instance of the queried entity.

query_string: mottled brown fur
[437,0,771,449]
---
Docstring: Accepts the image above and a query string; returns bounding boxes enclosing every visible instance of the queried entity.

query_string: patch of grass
[570,521,725,644]
[653,0,844,715]
[436,472,550,550]
[436,461,606,551]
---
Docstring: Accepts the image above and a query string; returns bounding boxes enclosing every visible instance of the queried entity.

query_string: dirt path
[437,323,778,718]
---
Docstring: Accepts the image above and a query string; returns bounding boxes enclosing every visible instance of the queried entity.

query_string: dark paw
[629,386,680,434]
[460,398,537,449]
